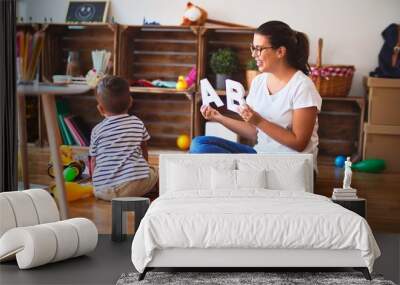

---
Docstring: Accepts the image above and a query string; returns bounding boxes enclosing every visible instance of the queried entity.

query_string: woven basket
[310,39,355,97]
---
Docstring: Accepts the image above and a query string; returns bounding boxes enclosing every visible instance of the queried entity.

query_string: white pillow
[211,168,267,190]
[211,168,236,190]
[237,169,267,189]
[238,159,308,191]
[167,160,235,191]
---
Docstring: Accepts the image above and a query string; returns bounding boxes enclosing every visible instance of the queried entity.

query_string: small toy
[85,69,104,88]
[63,160,86,182]
[177,134,191,150]
[185,67,197,87]
[352,159,386,173]
[181,2,208,26]
[176,76,188,91]
[334,155,346,168]
[143,17,160,25]
[180,2,247,27]
[50,182,93,202]
[47,146,87,182]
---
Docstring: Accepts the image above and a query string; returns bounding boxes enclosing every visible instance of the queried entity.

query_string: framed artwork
[66,1,109,23]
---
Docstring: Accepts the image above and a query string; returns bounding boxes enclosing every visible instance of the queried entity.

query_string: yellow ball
[177,134,190,150]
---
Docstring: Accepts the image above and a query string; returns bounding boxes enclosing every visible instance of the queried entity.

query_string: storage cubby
[117,25,200,148]
[118,25,200,86]
[199,27,255,91]
[130,92,194,149]
[37,23,119,146]
[318,96,365,161]
[42,23,119,81]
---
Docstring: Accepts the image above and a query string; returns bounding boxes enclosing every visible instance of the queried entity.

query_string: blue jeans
[189,136,257,154]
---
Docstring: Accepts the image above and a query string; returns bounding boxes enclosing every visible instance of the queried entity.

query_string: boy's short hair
[97,75,130,114]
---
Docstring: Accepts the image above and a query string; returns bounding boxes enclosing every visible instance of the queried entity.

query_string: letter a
[200,79,224,107]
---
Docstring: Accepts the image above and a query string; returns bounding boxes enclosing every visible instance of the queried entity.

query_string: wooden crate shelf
[118,25,200,85]
[199,27,255,90]
[130,92,195,149]
[117,25,200,149]
[27,23,119,148]
[318,96,365,161]
[42,23,119,81]
[22,23,367,156]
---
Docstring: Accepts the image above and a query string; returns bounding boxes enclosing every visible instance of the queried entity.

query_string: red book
[68,115,91,146]
[64,116,86,146]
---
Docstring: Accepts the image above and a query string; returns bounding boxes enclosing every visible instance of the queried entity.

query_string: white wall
[17,0,400,96]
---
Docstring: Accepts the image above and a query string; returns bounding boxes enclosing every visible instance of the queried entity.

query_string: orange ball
[176,134,190,150]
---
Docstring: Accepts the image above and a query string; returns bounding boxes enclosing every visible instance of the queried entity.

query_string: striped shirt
[89,114,150,190]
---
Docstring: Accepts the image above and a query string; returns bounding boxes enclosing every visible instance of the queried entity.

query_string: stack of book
[332,188,358,200]
[56,99,91,146]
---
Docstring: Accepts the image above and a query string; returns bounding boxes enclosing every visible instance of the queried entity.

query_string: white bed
[131,154,380,280]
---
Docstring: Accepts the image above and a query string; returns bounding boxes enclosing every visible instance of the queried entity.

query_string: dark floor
[0,235,134,285]
[1,234,399,285]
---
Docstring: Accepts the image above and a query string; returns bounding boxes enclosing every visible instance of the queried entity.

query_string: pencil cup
[17,56,39,86]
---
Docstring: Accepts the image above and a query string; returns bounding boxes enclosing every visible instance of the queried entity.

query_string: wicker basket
[310,38,355,97]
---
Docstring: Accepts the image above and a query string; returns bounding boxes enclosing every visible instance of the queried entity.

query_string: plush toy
[181,2,208,26]
[181,2,249,27]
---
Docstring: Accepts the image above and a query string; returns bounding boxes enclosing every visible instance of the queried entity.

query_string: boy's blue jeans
[189,136,257,154]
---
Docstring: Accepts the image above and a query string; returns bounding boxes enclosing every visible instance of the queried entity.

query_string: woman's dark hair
[256,21,310,75]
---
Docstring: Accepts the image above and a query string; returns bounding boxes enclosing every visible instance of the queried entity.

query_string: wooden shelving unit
[318,96,366,161]
[118,25,200,84]
[118,25,201,148]
[20,23,366,158]
[41,23,119,81]
[199,27,255,90]
[39,23,120,139]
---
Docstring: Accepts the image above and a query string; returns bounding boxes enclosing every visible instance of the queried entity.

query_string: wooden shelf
[199,27,255,90]
[129,86,195,98]
[41,23,119,81]
[318,96,366,161]
[117,25,202,148]
[118,25,200,84]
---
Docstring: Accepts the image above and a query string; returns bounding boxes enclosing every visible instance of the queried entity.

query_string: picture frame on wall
[66,0,110,23]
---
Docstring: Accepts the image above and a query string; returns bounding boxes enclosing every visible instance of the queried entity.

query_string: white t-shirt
[246,71,322,169]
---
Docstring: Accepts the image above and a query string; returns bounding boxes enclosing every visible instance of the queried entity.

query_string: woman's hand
[200,105,223,122]
[239,104,262,126]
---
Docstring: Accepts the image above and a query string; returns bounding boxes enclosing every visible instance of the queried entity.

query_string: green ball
[352,159,385,173]
[63,166,79,182]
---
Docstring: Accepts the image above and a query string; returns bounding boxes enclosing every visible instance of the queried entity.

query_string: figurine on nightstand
[343,156,352,189]
[332,157,358,200]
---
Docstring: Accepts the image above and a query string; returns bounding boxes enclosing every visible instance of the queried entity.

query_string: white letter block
[226,79,246,114]
[200,79,224,107]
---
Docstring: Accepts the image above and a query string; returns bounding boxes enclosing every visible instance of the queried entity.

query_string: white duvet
[131,190,380,273]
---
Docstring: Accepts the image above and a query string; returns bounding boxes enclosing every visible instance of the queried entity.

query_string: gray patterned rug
[116,271,396,285]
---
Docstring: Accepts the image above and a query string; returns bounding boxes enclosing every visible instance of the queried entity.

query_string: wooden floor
[25,146,400,234]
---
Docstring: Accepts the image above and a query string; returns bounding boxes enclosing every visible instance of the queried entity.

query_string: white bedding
[131,190,380,273]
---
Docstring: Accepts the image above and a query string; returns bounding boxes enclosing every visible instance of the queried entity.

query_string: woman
[190,20,322,168]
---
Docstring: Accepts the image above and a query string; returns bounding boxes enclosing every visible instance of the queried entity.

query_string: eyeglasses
[249,44,274,56]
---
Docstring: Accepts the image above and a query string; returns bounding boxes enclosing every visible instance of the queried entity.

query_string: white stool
[0,189,98,269]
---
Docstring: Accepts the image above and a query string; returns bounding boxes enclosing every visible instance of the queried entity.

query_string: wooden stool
[111,197,150,242]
